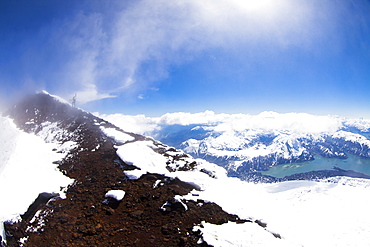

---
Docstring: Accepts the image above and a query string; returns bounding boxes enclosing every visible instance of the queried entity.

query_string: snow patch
[0,117,19,175]
[100,127,135,144]
[174,195,188,211]
[57,140,78,153]
[153,180,163,189]
[333,130,370,147]
[116,140,168,179]
[37,121,77,144]
[105,190,126,201]
[194,221,291,247]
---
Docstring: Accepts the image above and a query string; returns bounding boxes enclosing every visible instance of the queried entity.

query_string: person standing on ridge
[71,93,76,107]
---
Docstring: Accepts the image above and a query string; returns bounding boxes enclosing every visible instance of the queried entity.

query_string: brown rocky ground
[3,93,257,246]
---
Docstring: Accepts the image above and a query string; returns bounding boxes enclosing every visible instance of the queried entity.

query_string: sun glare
[230,0,279,13]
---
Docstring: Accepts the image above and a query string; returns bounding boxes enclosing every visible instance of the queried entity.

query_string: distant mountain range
[102,111,370,181]
[178,124,370,177]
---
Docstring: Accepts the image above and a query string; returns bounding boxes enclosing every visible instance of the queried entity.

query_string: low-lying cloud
[96,111,370,138]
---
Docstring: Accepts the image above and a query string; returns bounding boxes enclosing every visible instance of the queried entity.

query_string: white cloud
[95,113,160,135]
[157,110,223,125]
[98,111,362,137]
[137,94,144,100]
[157,111,345,134]
[42,11,110,103]
[74,84,115,105]
[103,0,319,83]
[35,0,361,104]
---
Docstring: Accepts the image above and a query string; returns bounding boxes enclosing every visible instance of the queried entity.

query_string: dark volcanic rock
[282,166,370,181]
[3,92,254,247]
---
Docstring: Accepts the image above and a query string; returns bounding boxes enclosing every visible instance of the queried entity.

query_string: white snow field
[111,136,370,247]
[0,116,74,244]
[2,107,370,246]
[186,177,370,247]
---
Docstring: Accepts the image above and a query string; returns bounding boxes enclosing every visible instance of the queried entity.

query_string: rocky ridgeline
[2,93,268,247]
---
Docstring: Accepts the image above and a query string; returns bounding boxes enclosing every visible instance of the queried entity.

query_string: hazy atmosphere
[2,2,370,245]
[1,0,370,117]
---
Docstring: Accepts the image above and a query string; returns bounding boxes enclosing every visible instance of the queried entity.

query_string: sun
[230,0,279,13]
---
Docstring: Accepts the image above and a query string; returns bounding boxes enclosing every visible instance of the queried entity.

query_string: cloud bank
[96,111,370,138]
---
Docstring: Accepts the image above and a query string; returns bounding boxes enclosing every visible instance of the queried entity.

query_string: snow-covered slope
[0,117,19,175]
[189,177,370,247]
[0,115,73,244]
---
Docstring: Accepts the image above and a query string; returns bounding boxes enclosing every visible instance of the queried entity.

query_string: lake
[261,154,370,178]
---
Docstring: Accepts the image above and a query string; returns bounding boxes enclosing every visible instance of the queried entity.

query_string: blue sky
[1,0,370,118]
